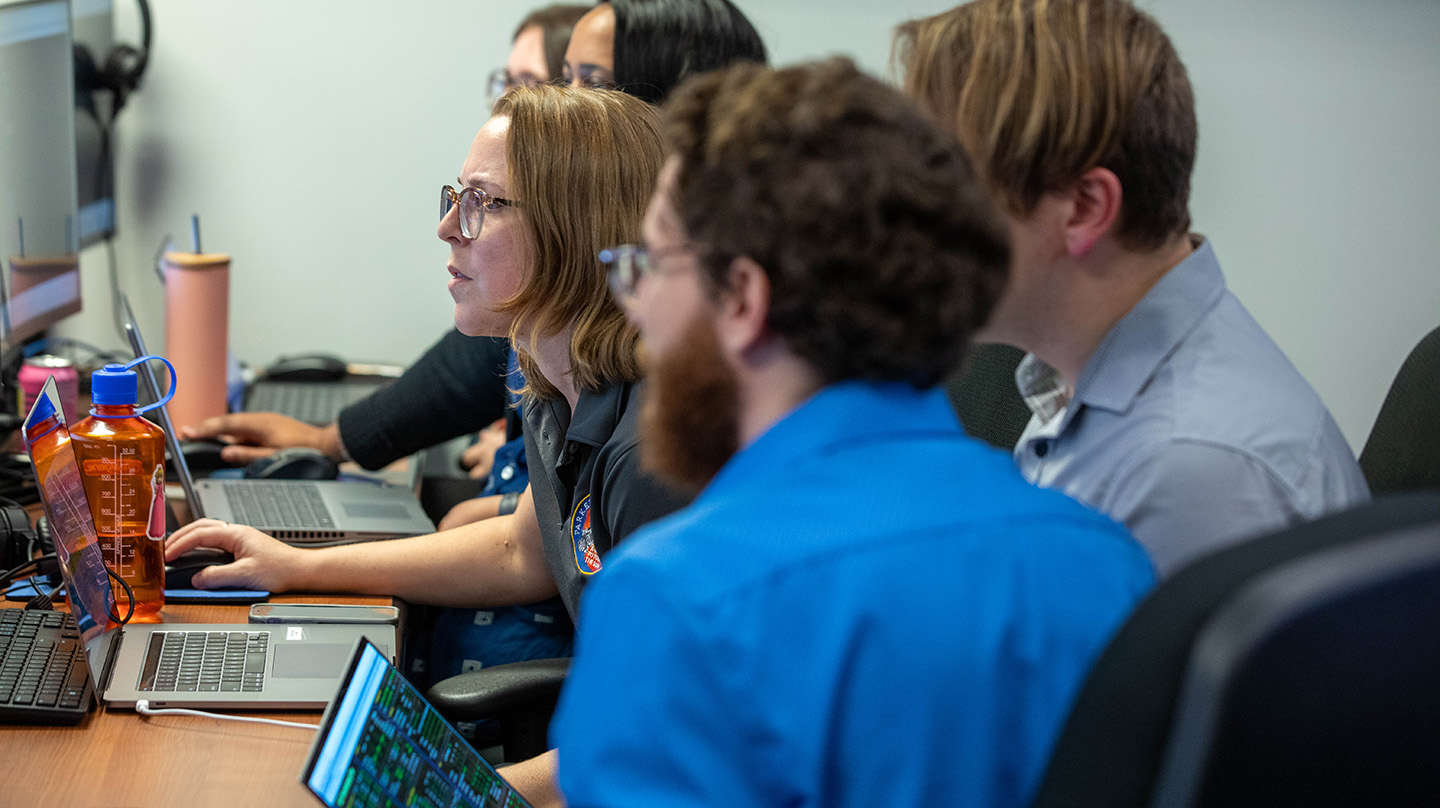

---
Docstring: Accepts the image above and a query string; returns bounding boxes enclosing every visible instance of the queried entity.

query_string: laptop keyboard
[246,382,377,426]
[0,609,91,724]
[138,630,269,693]
[223,481,335,528]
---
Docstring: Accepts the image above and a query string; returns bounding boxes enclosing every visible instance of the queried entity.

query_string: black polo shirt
[523,379,690,619]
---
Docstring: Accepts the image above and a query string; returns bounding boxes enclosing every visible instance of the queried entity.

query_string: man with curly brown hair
[549,58,1154,808]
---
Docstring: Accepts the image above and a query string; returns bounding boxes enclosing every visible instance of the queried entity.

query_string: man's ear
[1062,166,1123,257]
[715,255,771,356]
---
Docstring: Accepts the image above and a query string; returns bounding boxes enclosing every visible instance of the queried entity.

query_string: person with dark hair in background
[562,0,766,100]
[550,59,1153,808]
[896,0,1368,576]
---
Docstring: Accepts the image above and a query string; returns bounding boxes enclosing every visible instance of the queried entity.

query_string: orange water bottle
[69,356,177,623]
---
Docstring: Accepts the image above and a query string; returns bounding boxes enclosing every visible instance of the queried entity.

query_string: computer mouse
[243,447,341,481]
[175,439,231,474]
[263,353,348,382]
[164,550,237,590]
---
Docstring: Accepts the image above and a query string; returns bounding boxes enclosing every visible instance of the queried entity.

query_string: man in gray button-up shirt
[899,0,1369,575]
[1010,236,1368,574]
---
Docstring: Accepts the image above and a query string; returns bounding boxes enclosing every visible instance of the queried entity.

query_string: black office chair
[1151,517,1440,807]
[427,657,570,763]
[1360,325,1440,494]
[946,342,1030,450]
[1028,492,1440,808]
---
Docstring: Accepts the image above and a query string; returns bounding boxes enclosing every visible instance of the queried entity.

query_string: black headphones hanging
[73,0,152,121]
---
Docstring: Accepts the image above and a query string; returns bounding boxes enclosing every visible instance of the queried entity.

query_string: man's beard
[639,316,741,495]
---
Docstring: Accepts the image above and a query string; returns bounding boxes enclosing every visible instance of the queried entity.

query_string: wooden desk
[0,592,397,807]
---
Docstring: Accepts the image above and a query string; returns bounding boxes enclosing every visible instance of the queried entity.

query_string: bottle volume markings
[84,446,147,580]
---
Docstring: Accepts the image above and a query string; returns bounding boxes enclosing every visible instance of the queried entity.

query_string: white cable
[134,699,317,730]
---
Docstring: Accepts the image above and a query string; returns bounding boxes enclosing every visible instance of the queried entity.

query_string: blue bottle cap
[29,393,57,424]
[91,363,138,407]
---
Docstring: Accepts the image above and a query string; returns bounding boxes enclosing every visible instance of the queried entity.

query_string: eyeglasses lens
[440,186,483,239]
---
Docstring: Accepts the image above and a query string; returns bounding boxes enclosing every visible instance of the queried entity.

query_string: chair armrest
[425,657,571,723]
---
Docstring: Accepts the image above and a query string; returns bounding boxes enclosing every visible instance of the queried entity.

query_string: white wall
[60,0,1440,452]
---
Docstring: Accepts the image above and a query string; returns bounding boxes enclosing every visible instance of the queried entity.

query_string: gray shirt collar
[1017,236,1225,425]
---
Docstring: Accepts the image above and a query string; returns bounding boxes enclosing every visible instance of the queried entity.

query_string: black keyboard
[222,481,335,528]
[245,382,378,425]
[137,630,269,693]
[0,608,93,724]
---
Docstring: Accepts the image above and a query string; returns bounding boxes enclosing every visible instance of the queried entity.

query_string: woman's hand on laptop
[164,519,308,592]
[181,413,345,465]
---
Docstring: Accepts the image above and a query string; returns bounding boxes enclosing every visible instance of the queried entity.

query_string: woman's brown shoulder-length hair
[492,85,665,399]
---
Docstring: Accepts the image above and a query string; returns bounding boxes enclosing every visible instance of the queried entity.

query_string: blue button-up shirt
[554,381,1153,808]
[1014,238,1370,576]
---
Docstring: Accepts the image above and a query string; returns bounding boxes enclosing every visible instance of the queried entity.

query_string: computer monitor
[72,0,114,246]
[0,0,82,350]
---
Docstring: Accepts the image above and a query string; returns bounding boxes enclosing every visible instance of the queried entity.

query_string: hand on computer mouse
[165,519,306,592]
[244,447,341,480]
[164,550,237,590]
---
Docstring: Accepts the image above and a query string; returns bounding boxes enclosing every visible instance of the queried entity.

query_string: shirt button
[500,465,515,481]
[1033,441,1049,458]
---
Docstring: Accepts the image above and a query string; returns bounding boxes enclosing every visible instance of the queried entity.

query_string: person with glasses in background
[167,85,687,807]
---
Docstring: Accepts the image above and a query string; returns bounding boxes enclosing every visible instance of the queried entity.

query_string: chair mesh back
[1361,326,1440,494]
[1164,523,1440,807]
[946,343,1031,451]
[1027,493,1440,808]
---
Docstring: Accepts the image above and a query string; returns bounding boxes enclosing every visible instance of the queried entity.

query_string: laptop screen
[302,638,531,808]
[22,376,122,680]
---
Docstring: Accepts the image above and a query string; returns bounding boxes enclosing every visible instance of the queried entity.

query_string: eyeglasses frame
[441,184,518,240]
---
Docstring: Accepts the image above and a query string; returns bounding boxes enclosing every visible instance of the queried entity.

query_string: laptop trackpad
[272,644,352,678]
[342,503,411,519]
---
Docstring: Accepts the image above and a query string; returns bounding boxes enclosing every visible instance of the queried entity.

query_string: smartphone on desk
[249,602,399,625]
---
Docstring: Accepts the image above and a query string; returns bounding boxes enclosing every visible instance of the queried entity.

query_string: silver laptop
[120,296,434,546]
[22,377,397,710]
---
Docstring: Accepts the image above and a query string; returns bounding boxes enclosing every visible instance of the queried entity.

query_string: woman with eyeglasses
[183,0,766,481]
[166,85,687,806]
[180,3,589,481]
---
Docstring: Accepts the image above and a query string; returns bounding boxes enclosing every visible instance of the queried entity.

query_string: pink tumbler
[162,251,230,430]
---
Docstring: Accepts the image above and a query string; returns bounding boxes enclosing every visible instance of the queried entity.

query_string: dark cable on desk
[3,550,142,624]
[0,553,58,609]
[106,565,136,625]
[0,553,55,589]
